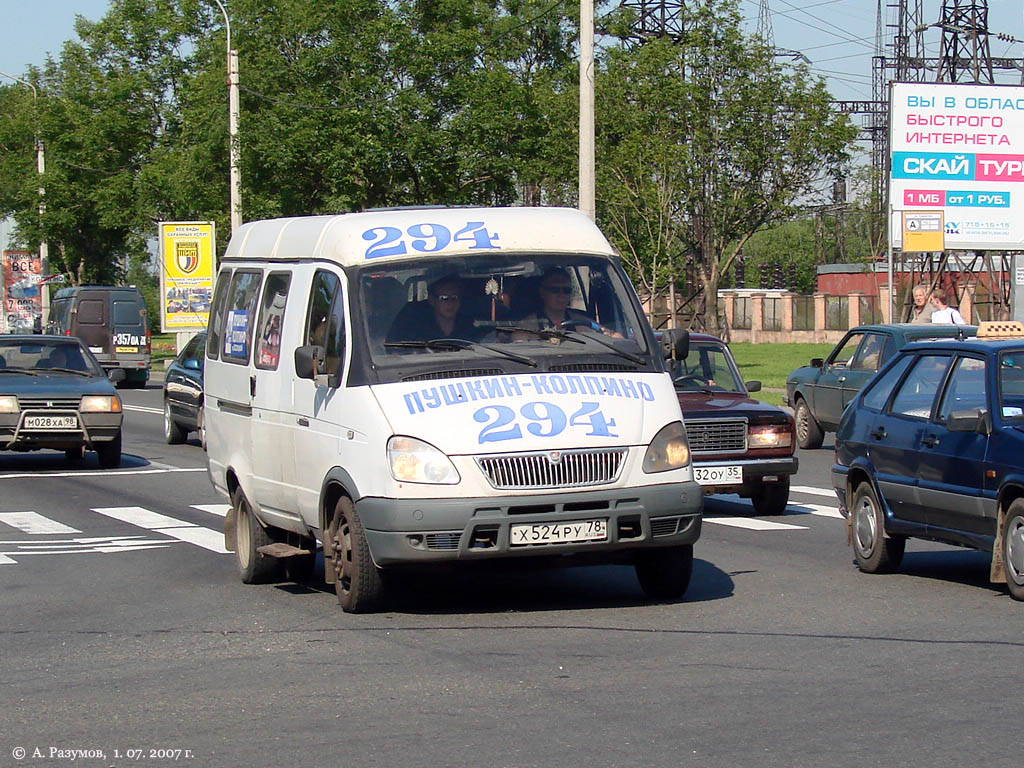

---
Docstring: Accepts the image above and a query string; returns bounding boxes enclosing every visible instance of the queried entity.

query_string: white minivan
[205,207,703,612]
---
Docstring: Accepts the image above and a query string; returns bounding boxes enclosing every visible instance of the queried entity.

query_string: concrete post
[848,291,864,328]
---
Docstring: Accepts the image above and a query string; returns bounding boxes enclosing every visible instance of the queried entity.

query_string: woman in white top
[929,287,965,324]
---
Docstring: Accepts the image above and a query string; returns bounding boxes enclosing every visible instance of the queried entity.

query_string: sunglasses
[543,285,572,294]
[433,294,461,302]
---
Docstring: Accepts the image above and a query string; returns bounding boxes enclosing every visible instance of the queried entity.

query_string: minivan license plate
[510,519,607,546]
[24,415,77,429]
[694,465,743,485]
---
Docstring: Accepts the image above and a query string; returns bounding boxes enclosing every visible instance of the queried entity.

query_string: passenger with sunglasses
[386,275,480,345]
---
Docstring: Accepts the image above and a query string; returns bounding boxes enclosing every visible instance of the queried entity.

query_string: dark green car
[785,323,975,449]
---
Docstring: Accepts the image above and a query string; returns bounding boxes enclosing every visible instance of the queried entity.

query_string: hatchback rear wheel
[795,397,824,450]
[851,482,904,573]
[1001,499,1024,601]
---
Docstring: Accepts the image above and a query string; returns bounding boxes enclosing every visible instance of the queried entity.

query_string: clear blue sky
[2,1,1022,103]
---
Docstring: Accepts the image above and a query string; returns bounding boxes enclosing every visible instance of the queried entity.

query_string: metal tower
[936,1,995,82]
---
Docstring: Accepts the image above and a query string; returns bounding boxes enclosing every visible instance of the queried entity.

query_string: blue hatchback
[831,321,1024,600]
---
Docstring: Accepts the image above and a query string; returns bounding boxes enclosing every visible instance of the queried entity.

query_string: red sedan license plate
[510,519,607,546]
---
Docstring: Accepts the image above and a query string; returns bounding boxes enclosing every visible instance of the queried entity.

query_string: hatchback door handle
[870,427,887,440]
[921,434,940,447]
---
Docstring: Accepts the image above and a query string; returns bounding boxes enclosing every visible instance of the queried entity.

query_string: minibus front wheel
[328,496,385,613]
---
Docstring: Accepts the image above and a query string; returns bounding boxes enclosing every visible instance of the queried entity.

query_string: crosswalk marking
[791,485,837,498]
[191,504,230,517]
[0,511,81,534]
[704,516,808,531]
[91,506,228,554]
[789,502,844,519]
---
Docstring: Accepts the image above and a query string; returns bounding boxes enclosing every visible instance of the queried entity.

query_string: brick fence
[716,286,980,344]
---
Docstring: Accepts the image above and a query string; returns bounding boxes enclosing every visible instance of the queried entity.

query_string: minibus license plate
[24,415,77,429]
[694,465,743,485]
[510,519,607,546]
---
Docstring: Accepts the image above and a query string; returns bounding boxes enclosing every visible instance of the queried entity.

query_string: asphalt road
[1,382,1020,768]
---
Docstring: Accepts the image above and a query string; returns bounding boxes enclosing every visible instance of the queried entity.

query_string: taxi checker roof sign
[888,81,1024,251]
[222,207,616,266]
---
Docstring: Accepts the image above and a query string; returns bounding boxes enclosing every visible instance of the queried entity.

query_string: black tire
[794,397,824,450]
[328,496,384,613]
[233,487,279,584]
[635,544,694,600]
[751,476,791,516]
[164,400,186,445]
[851,482,905,574]
[1001,499,1024,601]
[64,445,85,462]
[95,432,122,469]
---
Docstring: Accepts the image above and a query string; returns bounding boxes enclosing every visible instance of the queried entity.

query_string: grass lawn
[729,341,836,407]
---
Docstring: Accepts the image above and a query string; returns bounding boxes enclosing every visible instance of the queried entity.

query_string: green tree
[596,0,858,333]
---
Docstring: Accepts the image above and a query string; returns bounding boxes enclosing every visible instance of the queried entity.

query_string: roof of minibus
[222,207,617,266]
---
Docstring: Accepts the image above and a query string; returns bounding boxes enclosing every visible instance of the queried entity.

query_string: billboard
[889,82,1024,251]
[158,222,216,332]
[2,250,42,333]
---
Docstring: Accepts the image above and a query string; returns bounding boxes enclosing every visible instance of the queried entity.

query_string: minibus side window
[222,270,263,364]
[206,269,233,360]
[255,272,291,370]
[304,270,345,377]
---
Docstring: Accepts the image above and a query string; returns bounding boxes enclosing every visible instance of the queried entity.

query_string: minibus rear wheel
[233,488,280,584]
[329,496,384,613]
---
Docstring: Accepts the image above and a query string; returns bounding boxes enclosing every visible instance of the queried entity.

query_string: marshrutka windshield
[358,254,651,379]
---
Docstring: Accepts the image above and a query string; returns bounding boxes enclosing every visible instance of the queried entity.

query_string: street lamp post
[211,0,242,233]
[579,0,595,221]
[0,70,49,324]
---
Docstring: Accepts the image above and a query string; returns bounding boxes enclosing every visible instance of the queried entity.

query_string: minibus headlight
[80,395,122,413]
[387,436,461,485]
[0,395,19,413]
[642,421,691,473]
[748,424,792,448]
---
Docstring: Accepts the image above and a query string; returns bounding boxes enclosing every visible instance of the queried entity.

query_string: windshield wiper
[0,367,39,375]
[384,338,538,368]
[44,367,91,376]
[500,326,585,344]
[557,329,646,365]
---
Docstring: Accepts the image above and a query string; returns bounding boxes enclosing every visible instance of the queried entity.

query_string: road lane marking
[91,506,229,554]
[704,517,807,531]
[0,511,81,534]
[123,405,163,414]
[191,504,230,517]
[0,535,173,563]
[0,467,206,480]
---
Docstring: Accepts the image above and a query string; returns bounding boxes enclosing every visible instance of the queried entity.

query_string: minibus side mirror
[294,344,339,388]
[660,329,689,361]
[295,345,325,380]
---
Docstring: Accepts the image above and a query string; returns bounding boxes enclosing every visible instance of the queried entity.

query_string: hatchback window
[851,334,886,372]
[999,352,1024,421]
[938,357,987,422]
[829,333,864,368]
[889,354,951,419]
[862,355,913,411]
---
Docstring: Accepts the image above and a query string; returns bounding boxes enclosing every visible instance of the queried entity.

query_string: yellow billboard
[159,221,216,332]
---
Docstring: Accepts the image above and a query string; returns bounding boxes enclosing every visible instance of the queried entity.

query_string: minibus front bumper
[356,481,703,566]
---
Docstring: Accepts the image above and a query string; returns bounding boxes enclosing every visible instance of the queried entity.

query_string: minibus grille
[402,368,503,382]
[685,418,747,454]
[476,448,627,490]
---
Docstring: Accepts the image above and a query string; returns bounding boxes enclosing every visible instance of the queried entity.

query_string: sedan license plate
[510,519,607,546]
[694,465,743,486]
[24,415,78,430]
